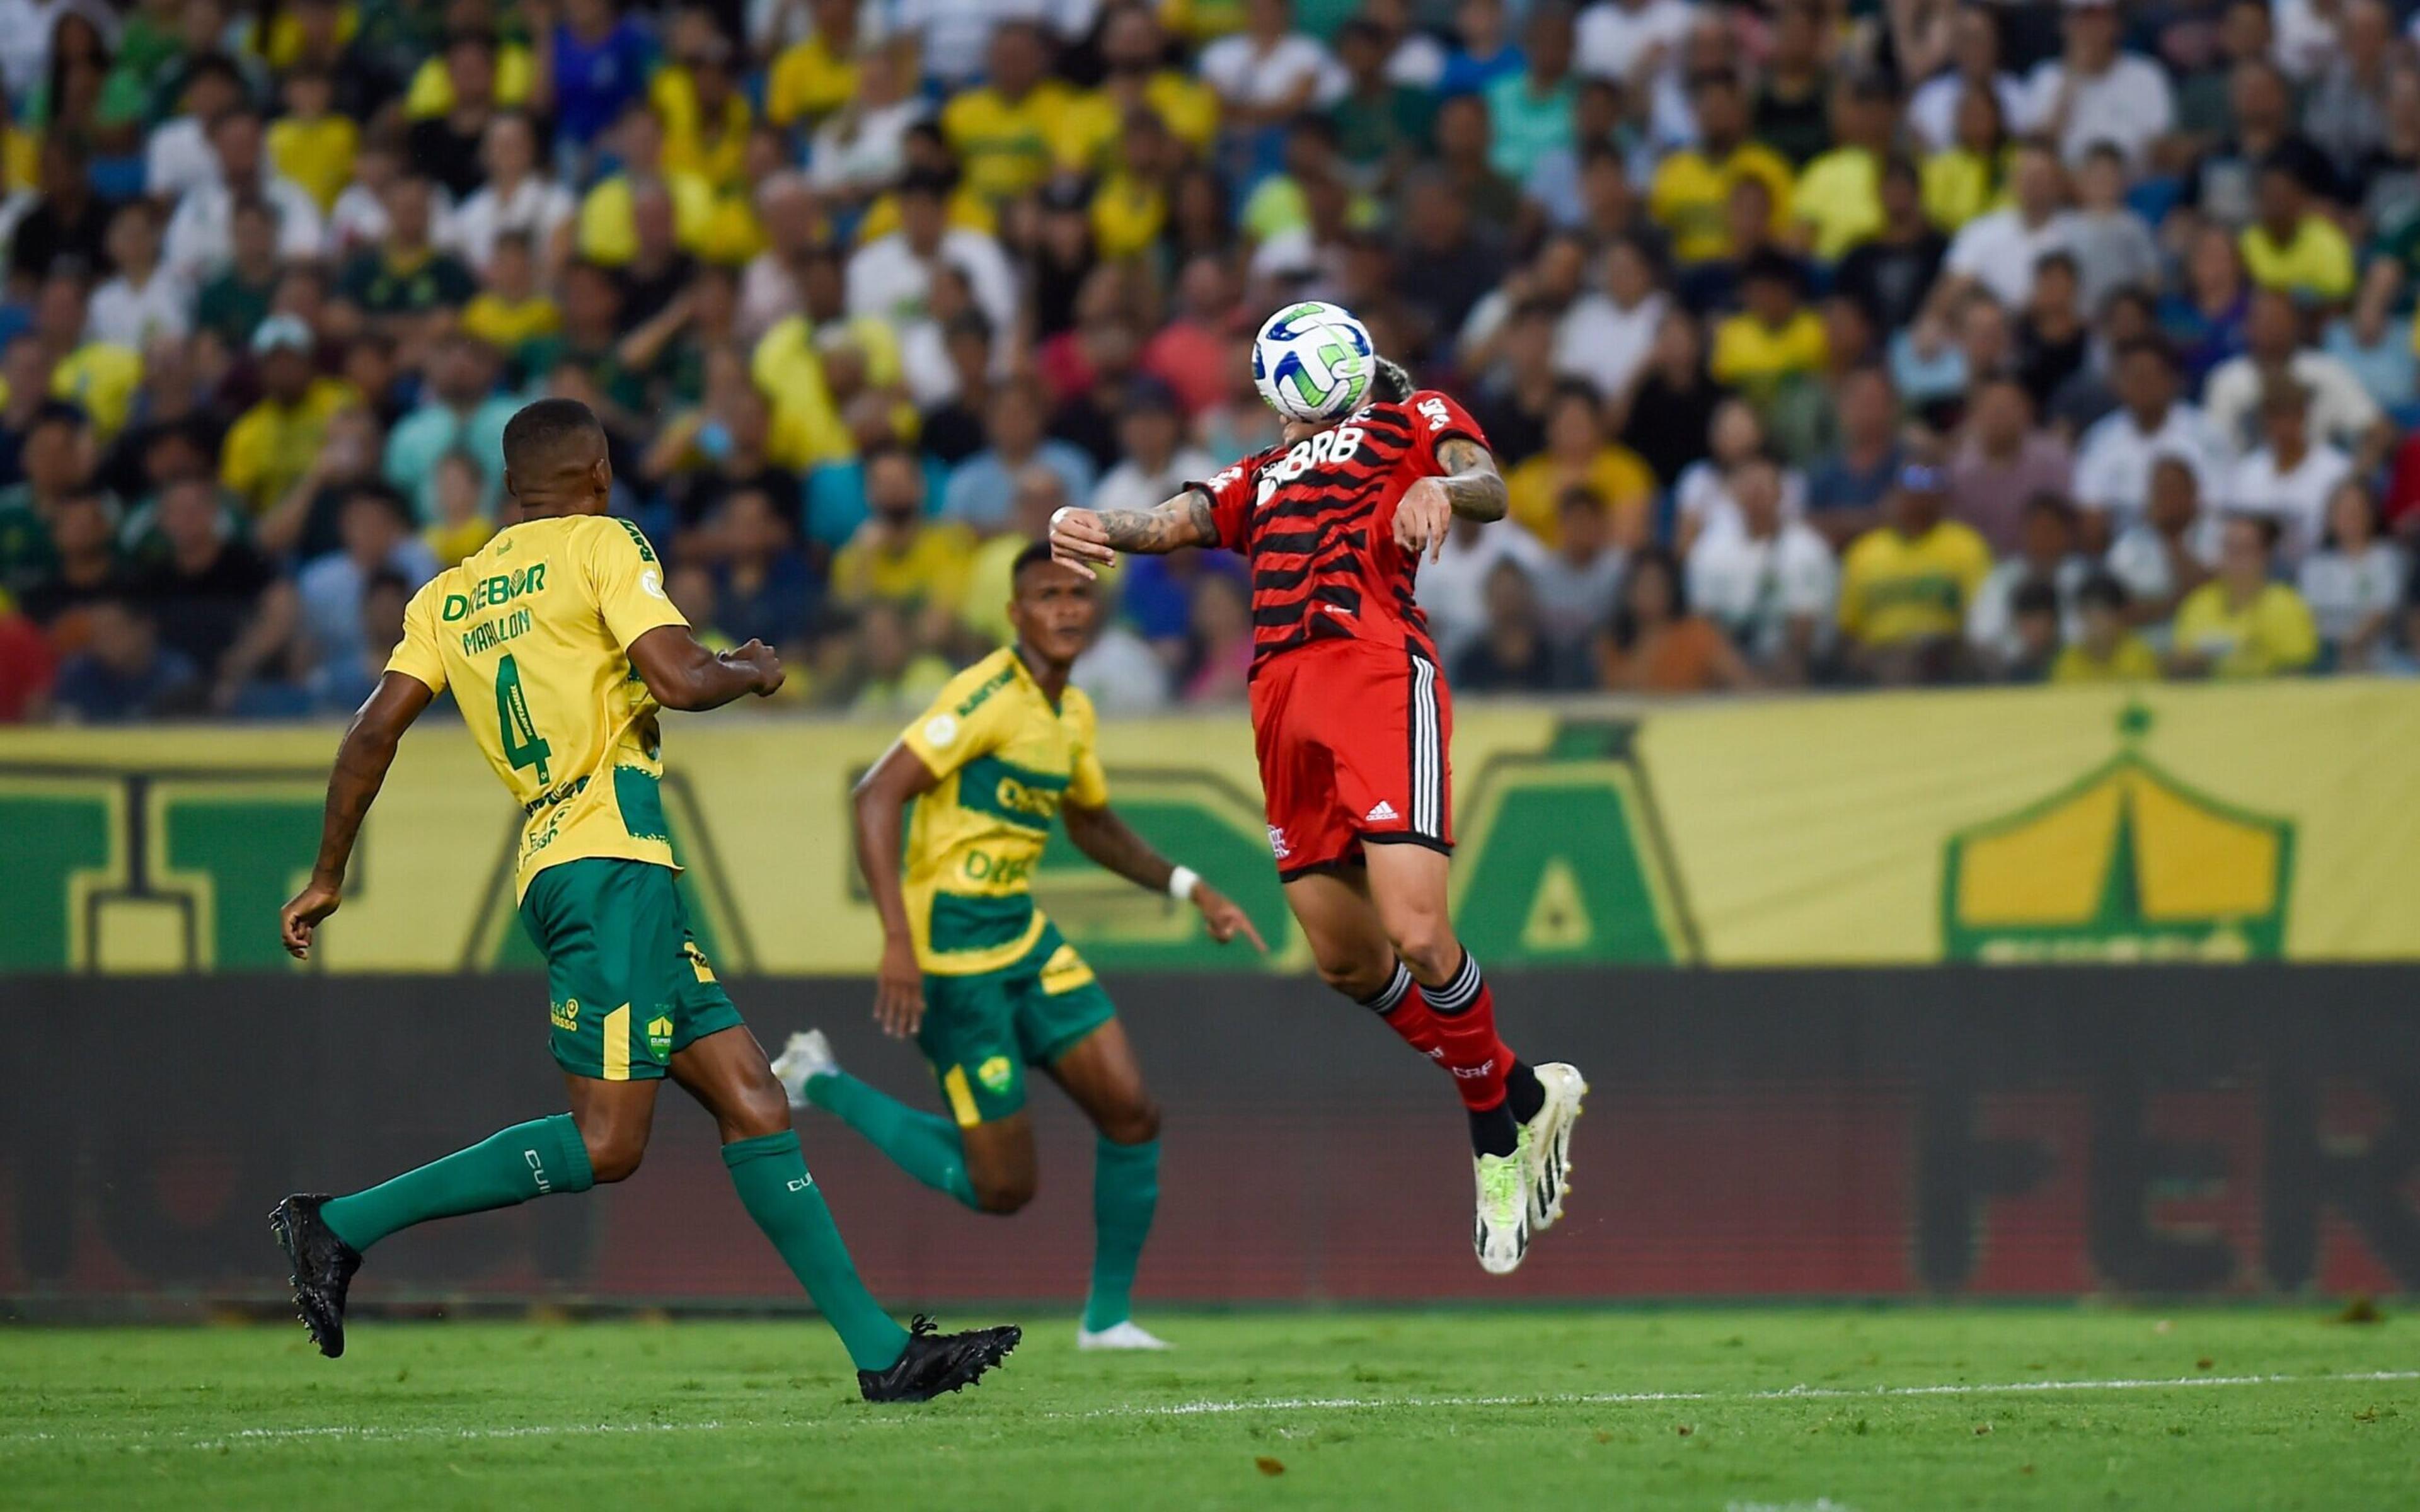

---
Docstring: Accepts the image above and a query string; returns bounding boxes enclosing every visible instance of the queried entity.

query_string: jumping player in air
[773,542,1267,1349]
[271,398,1019,1400]
[1048,341,1587,1274]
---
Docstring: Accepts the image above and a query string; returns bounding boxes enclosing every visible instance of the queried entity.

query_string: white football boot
[1077,1320,1174,1351]
[1521,1063,1589,1232]
[768,1029,838,1107]
[1472,1140,1534,1275]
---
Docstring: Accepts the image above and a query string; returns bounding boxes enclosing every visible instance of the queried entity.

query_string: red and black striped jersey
[1191,390,1487,675]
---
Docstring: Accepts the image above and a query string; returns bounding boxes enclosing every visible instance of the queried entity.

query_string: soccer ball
[1252,302,1375,422]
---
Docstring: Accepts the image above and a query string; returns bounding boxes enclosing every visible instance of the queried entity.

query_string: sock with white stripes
[1358,961,1448,1062]
[1416,951,1520,1158]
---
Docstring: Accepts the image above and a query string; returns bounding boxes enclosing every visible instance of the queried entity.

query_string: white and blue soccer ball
[1252,302,1376,423]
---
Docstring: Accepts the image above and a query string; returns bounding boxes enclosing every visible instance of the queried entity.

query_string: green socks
[721,1131,909,1372]
[805,1070,979,1209]
[321,1113,594,1252]
[1083,1137,1160,1333]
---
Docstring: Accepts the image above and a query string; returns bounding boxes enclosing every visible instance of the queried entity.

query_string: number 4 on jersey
[494,652,553,784]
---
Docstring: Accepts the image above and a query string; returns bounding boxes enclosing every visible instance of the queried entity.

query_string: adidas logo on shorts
[1366,800,1400,822]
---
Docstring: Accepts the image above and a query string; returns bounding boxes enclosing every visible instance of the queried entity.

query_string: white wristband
[1167,865,1201,902]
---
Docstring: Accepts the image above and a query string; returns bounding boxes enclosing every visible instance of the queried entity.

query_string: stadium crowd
[2,0,2419,722]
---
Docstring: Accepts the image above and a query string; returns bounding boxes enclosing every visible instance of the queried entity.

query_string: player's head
[1280,355,1414,444]
[502,398,611,517]
[1007,540,1098,670]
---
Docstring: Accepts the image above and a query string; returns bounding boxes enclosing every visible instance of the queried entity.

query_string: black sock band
[1426,951,1484,1015]
[1504,1061,1545,1124]
[1359,961,1414,1015]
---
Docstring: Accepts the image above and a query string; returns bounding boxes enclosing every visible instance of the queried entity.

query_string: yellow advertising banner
[4,680,2415,974]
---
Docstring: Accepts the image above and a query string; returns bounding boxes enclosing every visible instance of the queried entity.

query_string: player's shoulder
[1059,682,1100,730]
[1398,389,1487,444]
[936,646,1026,719]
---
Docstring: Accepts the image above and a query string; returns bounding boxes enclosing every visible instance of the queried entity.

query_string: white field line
[4,1370,2413,1452]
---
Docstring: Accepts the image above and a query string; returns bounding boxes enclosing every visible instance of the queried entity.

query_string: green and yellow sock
[805,1069,979,1210]
[1083,1137,1159,1334]
[721,1131,909,1372]
[320,1113,593,1252]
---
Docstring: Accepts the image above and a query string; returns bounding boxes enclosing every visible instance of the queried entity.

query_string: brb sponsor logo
[1255,427,1368,509]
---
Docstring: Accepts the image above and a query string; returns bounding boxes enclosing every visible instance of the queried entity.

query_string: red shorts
[1247,637,1453,879]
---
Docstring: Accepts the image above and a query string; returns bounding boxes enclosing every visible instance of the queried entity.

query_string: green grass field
[6,1308,2413,1510]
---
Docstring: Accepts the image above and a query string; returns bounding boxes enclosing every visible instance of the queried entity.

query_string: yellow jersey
[2051,635,2161,682]
[219,377,357,514]
[896,647,1110,975]
[386,515,689,896]
[1837,520,1993,647]
[2240,216,2356,303]
[2170,581,2319,677]
[1710,309,1829,393]
[942,82,1080,202]
[267,114,359,211]
[1649,142,1795,265]
[765,37,857,125]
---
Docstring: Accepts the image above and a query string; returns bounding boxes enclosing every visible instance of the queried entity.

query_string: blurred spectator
[943,377,1097,532]
[2204,289,2388,466]
[2297,478,2404,670]
[2013,252,2089,414]
[308,567,410,713]
[193,197,285,350]
[1092,379,1216,517]
[386,332,516,523]
[163,107,325,283]
[1835,156,1946,335]
[1455,558,1579,692]
[1674,398,1804,549]
[961,464,1085,648]
[1686,452,1836,684]
[86,203,188,351]
[0,589,53,719]
[18,490,127,629]
[296,483,437,675]
[1596,544,1753,694]
[703,486,816,648]
[2161,224,2252,389]
[1505,380,1652,549]
[1836,462,1992,686]
[1710,251,1825,399]
[2240,146,2354,306]
[1181,569,1254,704]
[1197,0,1343,137]
[0,402,92,595]
[1803,365,1902,549]
[850,597,955,714]
[1943,141,2073,311]
[1528,484,1627,655]
[1620,309,1728,489]
[1791,72,1893,265]
[548,0,660,158]
[846,168,1018,340]
[2170,513,2319,678]
[2073,338,2224,536]
[2066,145,2159,317]
[2052,573,2160,683]
[130,476,293,706]
[2225,377,2352,562]
[1906,6,2029,154]
[422,450,497,567]
[447,115,578,277]
[1652,70,1792,270]
[2106,454,2219,646]
[2024,0,2174,170]
[831,442,976,647]
[220,317,355,518]
[270,66,361,214]
[1949,375,2071,556]
[49,597,199,722]
[7,137,113,290]
[1968,492,2088,675]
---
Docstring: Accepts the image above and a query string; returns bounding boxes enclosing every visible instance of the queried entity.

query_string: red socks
[1358,962,1446,1062]
[1359,955,1513,1114]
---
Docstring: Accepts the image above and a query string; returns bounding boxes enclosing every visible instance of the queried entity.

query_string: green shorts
[918,922,1116,1127]
[519,857,744,1081]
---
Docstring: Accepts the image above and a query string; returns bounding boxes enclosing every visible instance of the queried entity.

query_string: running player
[771,542,1267,1349]
[270,399,1018,1400]
[1047,348,1586,1274]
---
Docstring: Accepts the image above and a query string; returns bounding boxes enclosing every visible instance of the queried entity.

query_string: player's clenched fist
[722,638,785,697]
[280,877,342,959]
[1048,507,1114,580]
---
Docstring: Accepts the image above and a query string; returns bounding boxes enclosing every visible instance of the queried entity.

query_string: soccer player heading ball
[271,399,1018,1400]
[1050,304,1588,1273]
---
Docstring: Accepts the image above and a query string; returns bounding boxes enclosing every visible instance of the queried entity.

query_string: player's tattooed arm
[1061,801,1269,953]
[280,671,435,958]
[1433,436,1509,523]
[1049,489,1217,578]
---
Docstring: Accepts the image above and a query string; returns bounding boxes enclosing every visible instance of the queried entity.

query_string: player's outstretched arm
[852,743,944,1037]
[280,670,435,959]
[1061,800,1267,953]
[1047,489,1218,580]
[627,626,784,711]
[1394,436,1509,562]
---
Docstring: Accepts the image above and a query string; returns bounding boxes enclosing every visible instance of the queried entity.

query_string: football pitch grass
[6,1307,2413,1510]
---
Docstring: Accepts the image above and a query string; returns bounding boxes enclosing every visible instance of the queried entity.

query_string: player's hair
[502,398,603,471]
[1372,357,1415,404]
[1010,541,1062,586]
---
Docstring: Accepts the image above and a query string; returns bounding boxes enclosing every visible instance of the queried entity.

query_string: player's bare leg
[1045,1021,1170,1349]
[670,1027,1018,1400]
